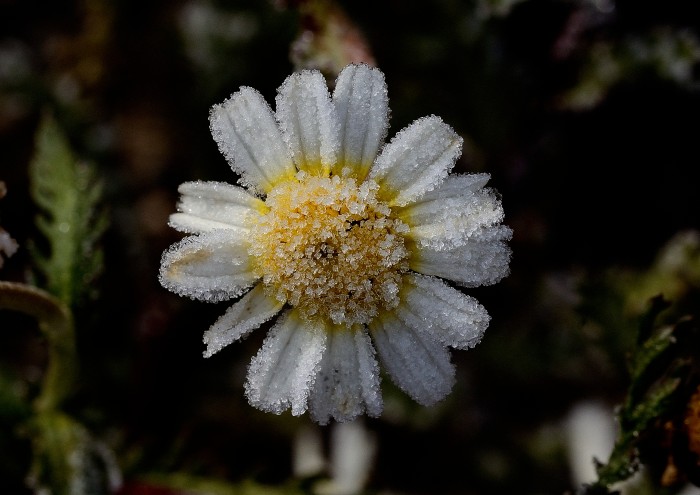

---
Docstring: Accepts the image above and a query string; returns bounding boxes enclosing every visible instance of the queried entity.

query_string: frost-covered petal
[369,116,462,207]
[169,181,267,234]
[159,230,257,302]
[397,274,489,349]
[276,70,339,176]
[245,311,327,416]
[332,64,389,179]
[210,87,296,193]
[410,225,512,287]
[310,325,382,425]
[369,314,455,406]
[397,174,505,250]
[203,284,284,358]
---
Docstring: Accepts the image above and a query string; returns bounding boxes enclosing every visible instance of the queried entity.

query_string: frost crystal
[159,64,512,424]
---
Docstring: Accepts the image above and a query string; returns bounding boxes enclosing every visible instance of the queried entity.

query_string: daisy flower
[159,64,511,424]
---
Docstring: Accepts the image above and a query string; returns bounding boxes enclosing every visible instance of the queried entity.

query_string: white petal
[369,116,462,206]
[159,230,257,302]
[410,225,512,287]
[398,274,489,349]
[276,70,339,176]
[203,284,284,358]
[210,87,296,193]
[245,311,327,416]
[369,314,455,406]
[169,181,267,234]
[332,64,389,179]
[310,326,382,425]
[397,174,505,250]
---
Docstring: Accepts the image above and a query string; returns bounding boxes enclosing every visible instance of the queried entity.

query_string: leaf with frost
[29,114,107,307]
[587,298,690,490]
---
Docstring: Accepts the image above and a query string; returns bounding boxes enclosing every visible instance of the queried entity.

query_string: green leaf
[0,281,75,411]
[29,114,107,307]
[27,411,120,495]
[590,301,690,491]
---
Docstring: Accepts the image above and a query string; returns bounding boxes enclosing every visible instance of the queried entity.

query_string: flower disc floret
[249,171,409,326]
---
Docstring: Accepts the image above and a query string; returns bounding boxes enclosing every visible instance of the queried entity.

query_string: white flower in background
[159,64,512,424]
[0,181,19,269]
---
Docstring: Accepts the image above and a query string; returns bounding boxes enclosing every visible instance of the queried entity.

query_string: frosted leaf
[369,115,462,207]
[397,274,489,349]
[309,326,382,425]
[369,314,455,406]
[245,311,327,416]
[410,224,512,287]
[397,174,505,249]
[203,284,284,358]
[169,181,266,234]
[276,70,339,176]
[210,87,295,193]
[158,230,258,302]
[332,64,389,179]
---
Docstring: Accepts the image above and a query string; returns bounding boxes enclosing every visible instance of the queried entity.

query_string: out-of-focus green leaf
[29,113,107,307]
[0,281,75,411]
[27,411,120,495]
[0,366,31,422]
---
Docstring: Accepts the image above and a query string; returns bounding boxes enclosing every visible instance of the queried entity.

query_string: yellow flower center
[249,171,409,326]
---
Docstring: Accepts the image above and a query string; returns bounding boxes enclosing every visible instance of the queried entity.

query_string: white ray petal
[276,70,339,176]
[410,224,512,287]
[369,314,455,406]
[332,64,389,179]
[158,230,257,302]
[310,326,382,425]
[203,284,284,358]
[369,115,462,207]
[210,87,296,193]
[169,181,267,234]
[397,174,506,250]
[245,311,327,416]
[398,274,489,350]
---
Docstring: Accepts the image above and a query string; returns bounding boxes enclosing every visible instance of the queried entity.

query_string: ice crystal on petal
[398,274,489,349]
[398,174,506,250]
[370,115,462,207]
[332,64,389,178]
[410,224,512,287]
[370,313,456,406]
[159,230,257,302]
[276,71,339,176]
[169,181,266,234]
[203,285,283,357]
[210,87,295,193]
[245,311,326,416]
[310,326,382,425]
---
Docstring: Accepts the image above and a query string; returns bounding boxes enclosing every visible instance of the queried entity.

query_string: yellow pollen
[249,171,409,326]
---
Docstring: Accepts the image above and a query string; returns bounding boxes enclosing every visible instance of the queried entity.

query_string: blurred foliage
[29,113,106,308]
[0,0,699,494]
[580,301,699,493]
